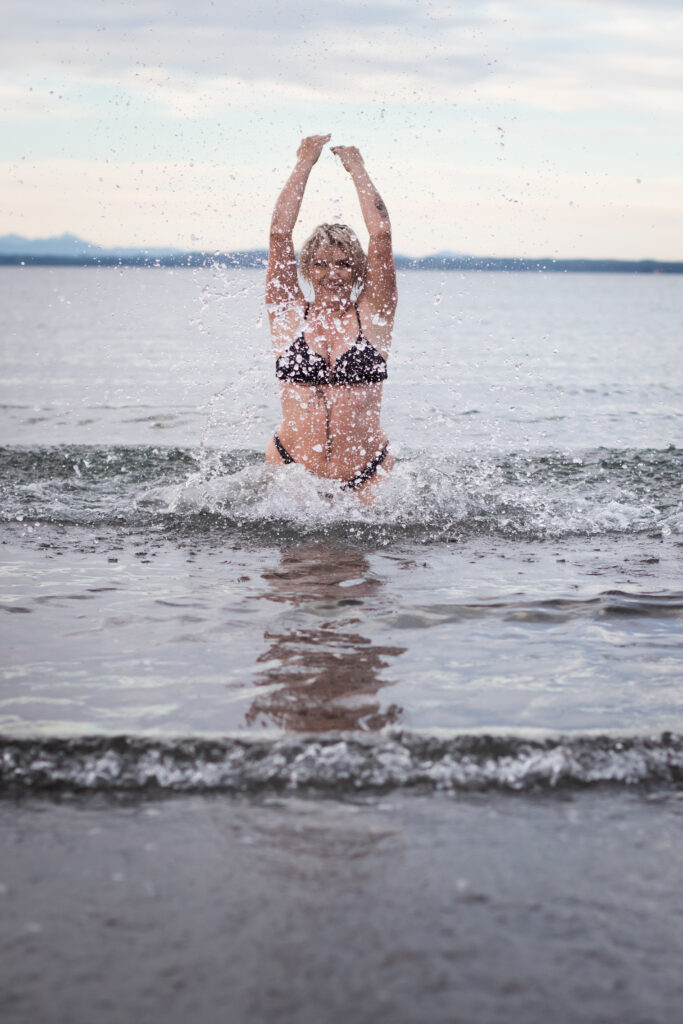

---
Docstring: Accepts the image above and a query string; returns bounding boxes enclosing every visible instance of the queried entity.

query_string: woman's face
[309,243,356,303]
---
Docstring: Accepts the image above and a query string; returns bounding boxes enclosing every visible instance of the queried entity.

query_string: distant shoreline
[1,252,682,273]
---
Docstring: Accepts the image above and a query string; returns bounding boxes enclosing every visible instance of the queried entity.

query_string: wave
[2,732,682,796]
[379,590,683,626]
[1,444,681,543]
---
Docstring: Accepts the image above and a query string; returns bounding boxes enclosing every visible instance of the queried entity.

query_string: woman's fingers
[297,134,331,164]
[295,136,367,170]
[330,145,364,170]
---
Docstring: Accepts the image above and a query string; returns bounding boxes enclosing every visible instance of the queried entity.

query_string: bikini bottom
[273,434,389,491]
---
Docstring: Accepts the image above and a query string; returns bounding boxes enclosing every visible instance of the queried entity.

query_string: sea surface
[1,265,682,793]
[2,265,683,1023]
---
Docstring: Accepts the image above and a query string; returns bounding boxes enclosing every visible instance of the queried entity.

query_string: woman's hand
[331,145,364,174]
[297,134,331,167]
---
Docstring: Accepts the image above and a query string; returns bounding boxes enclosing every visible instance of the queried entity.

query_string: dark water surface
[3,792,683,1024]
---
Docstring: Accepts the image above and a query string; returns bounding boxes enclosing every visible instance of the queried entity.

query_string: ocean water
[3,265,683,1024]
[1,265,682,793]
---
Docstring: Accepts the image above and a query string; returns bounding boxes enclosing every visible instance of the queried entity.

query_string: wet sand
[2,791,683,1024]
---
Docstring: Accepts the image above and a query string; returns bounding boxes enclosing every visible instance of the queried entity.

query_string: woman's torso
[272,296,392,480]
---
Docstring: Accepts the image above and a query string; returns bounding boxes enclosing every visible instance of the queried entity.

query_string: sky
[1,0,682,259]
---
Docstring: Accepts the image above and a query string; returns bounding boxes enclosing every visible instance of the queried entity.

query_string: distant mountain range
[1,233,681,274]
[0,233,182,258]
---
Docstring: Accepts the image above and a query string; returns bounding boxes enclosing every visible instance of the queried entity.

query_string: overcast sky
[1,0,681,258]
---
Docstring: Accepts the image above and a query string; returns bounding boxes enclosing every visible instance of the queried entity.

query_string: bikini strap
[353,303,362,331]
[304,302,310,319]
[341,444,389,491]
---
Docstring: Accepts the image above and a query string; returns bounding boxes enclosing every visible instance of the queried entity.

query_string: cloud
[0,82,92,120]
[0,155,275,249]
[1,1,681,258]
[2,0,681,117]
[3,147,680,260]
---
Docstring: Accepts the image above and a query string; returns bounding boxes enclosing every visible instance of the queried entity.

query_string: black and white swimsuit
[275,303,387,386]
[273,303,389,490]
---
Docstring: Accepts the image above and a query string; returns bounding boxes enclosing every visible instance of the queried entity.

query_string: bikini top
[276,304,387,386]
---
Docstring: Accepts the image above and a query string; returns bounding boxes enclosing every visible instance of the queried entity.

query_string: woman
[265,134,397,502]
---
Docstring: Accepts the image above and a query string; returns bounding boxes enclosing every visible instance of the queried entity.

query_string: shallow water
[1,266,682,794]
[3,791,683,1024]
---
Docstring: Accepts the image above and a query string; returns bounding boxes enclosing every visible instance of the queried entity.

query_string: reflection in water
[245,543,405,731]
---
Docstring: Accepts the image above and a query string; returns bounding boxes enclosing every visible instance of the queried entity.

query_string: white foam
[150,451,678,540]
[163,464,368,525]
[4,732,683,794]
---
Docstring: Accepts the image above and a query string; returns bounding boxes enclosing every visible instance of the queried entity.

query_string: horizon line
[1,252,683,274]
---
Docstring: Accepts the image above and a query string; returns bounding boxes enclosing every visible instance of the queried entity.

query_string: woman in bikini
[265,134,397,503]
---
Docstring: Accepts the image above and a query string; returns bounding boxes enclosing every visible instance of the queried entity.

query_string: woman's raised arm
[331,145,397,320]
[266,134,330,311]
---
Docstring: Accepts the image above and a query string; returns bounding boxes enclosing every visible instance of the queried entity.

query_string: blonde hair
[299,223,367,291]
